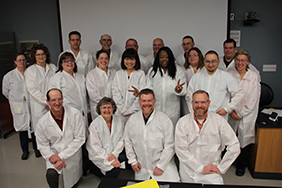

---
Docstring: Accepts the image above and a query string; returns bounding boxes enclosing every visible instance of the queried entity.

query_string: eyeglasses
[98,57,109,60]
[188,54,198,58]
[35,53,46,57]
[182,42,193,46]
[204,60,218,64]
[126,44,137,48]
[101,39,112,42]
[153,44,163,47]
[50,98,63,103]
[224,47,235,50]
[140,98,154,103]
[193,100,209,105]
[235,58,248,63]
[70,39,80,42]
[159,56,168,59]
[101,106,113,110]
[62,59,75,63]
[16,59,27,62]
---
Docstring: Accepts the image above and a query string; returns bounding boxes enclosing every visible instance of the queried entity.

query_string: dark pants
[46,169,79,188]
[89,162,120,179]
[236,144,252,170]
[19,131,37,152]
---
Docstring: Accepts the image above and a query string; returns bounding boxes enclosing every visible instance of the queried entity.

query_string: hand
[49,154,61,164]
[216,108,227,116]
[153,166,163,176]
[230,110,241,120]
[108,154,117,162]
[54,160,66,170]
[174,79,185,94]
[131,163,142,172]
[128,86,140,97]
[202,164,221,174]
[111,159,121,168]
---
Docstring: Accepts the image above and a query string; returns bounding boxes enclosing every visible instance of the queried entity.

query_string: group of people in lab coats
[2,30,261,187]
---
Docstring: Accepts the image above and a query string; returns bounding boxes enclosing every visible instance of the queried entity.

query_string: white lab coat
[48,71,88,130]
[125,110,180,182]
[175,112,240,184]
[228,70,260,148]
[219,57,261,82]
[112,69,145,123]
[86,114,124,174]
[2,69,30,131]
[86,67,116,120]
[58,49,95,77]
[186,68,244,120]
[36,106,85,188]
[146,53,155,66]
[25,63,56,131]
[146,65,186,125]
[176,54,185,67]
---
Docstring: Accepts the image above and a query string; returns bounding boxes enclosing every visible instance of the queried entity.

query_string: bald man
[146,38,164,65]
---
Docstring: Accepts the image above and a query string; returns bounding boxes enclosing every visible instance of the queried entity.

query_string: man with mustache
[124,88,180,182]
[175,90,240,184]
[186,50,244,120]
[96,34,120,70]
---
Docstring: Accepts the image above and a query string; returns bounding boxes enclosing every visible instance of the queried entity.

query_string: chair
[259,82,274,108]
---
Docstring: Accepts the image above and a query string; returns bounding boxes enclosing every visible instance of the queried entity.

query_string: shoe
[34,150,42,158]
[236,168,245,176]
[21,152,29,160]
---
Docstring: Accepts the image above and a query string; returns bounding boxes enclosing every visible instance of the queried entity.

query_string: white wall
[59,0,228,58]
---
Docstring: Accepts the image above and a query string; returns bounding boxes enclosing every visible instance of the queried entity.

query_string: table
[248,111,282,180]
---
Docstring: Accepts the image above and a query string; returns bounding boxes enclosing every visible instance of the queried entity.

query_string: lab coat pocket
[10,101,26,115]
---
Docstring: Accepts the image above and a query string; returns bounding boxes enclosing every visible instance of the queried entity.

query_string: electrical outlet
[230,13,234,20]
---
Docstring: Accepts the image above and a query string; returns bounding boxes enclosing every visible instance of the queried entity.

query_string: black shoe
[21,152,29,160]
[236,168,245,176]
[34,150,42,158]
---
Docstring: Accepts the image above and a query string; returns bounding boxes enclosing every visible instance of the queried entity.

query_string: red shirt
[50,108,65,130]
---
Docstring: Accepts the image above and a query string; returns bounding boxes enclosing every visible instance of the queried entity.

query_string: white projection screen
[59,0,228,58]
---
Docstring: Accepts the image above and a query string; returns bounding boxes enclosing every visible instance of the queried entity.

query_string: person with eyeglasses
[112,48,146,124]
[175,35,195,67]
[180,47,205,116]
[175,90,240,184]
[36,88,85,188]
[2,53,41,160]
[58,31,95,77]
[86,50,116,120]
[25,43,56,133]
[125,89,180,181]
[227,50,260,177]
[146,46,186,126]
[94,34,120,70]
[86,97,124,179]
[123,38,151,74]
[218,39,261,81]
[146,38,165,66]
[186,50,244,120]
[48,52,89,133]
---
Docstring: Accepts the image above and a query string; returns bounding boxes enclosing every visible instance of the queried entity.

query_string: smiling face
[62,57,75,74]
[35,49,47,65]
[204,53,219,75]
[124,57,136,71]
[224,42,237,60]
[47,90,63,114]
[125,39,138,51]
[100,34,112,51]
[182,38,195,52]
[153,38,164,54]
[188,50,199,67]
[159,50,169,69]
[100,103,113,120]
[138,93,156,116]
[97,52,109,70]
[192,93,210,119]
[235,54,249,72]
[14,55,27,69]
[68,34,81,51]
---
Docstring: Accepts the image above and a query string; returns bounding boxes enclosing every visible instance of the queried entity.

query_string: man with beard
[58,31,95,76]
[186,50,244,120]
[95,34,120,70]
[124,89,180,182]
[175,90,240,184]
